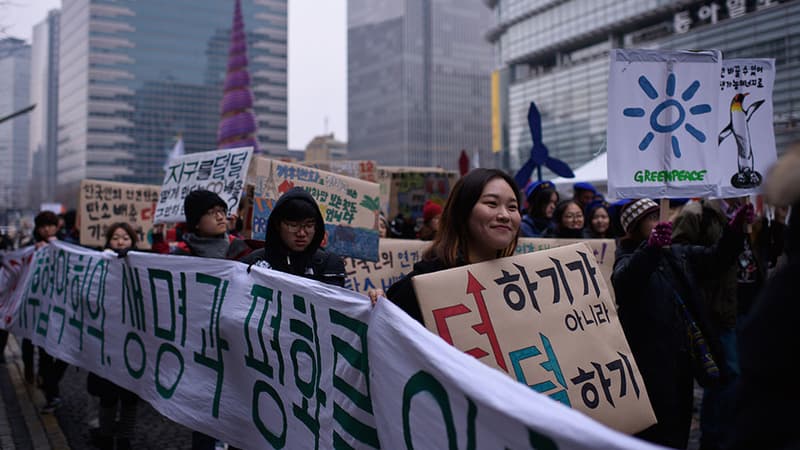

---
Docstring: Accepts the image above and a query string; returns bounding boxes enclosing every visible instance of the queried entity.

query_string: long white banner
[0,243,662,450]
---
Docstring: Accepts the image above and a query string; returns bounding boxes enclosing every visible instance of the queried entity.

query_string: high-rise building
[0,38,31,213]
[56,0,287,205]
[487,0,800,178]
[29,10,61,209]
[348,0,493,170]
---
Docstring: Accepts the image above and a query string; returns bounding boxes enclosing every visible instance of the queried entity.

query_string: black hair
[275,197,320,222]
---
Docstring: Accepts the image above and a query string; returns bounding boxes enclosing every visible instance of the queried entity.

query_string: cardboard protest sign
[155,146,253,224]
[79,179,160,249]
[378,167,457,221]
[716,59,777,197]
[607,49,722,199]
[369,300,663,450]
[303,160,378,183]
[517,238,616,301]
[248,157,381,261]
[1,241,662,449]
[413,243,655,434]
[343,239,429,293]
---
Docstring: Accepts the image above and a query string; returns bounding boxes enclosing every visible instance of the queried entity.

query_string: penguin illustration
[719,92,765,189]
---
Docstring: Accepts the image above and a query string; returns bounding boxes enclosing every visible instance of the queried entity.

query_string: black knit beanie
[184,190,227,231]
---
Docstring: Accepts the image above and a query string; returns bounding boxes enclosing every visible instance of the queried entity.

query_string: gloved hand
[647,222,673,248]
[728,203,755,228]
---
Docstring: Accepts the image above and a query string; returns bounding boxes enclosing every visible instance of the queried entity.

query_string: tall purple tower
[217,0,259,151]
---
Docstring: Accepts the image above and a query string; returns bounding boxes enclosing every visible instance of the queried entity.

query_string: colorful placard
[248,157,381,261]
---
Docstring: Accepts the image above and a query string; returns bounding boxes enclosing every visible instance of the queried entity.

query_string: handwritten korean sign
[155,147,253,224]
[413,243,655,434]
[79,179,160,250]
[247,157,381,261]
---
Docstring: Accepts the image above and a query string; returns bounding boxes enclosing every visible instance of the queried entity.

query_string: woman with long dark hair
[384,168,522,322]
[548,199,585,238]
[520,180,558,237]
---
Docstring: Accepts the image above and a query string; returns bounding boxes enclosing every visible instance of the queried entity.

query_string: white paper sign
[155,147,253,224]
[716,58,777,198]
[607,49,722,199]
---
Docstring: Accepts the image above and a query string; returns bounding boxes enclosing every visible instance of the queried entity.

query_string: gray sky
[1,0,347,150]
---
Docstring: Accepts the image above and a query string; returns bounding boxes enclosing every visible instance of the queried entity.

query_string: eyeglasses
[282,221,316,233]
[563,213,584,221]
[205,207,227,218]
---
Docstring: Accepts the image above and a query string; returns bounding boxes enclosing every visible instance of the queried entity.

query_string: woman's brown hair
[104,222,138,249]
[424,168,521,266]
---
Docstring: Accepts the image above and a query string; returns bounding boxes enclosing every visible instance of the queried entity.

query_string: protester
[388,212,416,239]
[378,211,389,238]
[572,182,597,209]
[172,190,251,450]
[57,209,80,244]
[241,187,345,287]
[520,180,558,237]
[384,168,521,323]
[672,199,742,450]
[417,200,442,241]
[169,189,251,260]
[727,145,800,450]
[547,199,585,238]
[611,198,751,449]
[88,223,140,450]
[608,198,633,238]
[583,199,613,238]
[20,211,70,413]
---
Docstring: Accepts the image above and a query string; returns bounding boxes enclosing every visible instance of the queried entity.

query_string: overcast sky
[1,0,347,150]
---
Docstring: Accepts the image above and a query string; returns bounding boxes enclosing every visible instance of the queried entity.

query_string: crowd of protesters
[1,144,798,450]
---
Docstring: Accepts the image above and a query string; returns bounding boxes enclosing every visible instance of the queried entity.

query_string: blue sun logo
[622,73,712,158]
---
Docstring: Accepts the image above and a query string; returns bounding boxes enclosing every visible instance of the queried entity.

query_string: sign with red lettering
[413,243,655,434]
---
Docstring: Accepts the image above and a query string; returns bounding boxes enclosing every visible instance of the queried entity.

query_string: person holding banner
[240,187,346,287]
[169,189,252,260]
[520,180,558,238]
[384,168,521,322]
[611,198,752,449]
[88,222,141,450]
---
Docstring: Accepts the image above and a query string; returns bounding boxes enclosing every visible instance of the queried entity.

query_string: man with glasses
[241,187,345,287]
[172,189,252,260]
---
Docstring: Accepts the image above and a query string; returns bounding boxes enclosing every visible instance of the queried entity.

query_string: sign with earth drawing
[607,49,722,199]
[716,58,776,197]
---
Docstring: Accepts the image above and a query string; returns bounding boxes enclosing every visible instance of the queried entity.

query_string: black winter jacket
[240,188,345,287]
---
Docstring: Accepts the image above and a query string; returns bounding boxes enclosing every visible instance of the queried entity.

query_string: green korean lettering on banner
[193,273,230,418]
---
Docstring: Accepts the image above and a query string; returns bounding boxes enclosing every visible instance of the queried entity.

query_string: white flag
[163,137,185,171]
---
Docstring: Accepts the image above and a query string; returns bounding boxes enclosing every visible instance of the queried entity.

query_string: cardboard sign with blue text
[248,157,381,261]
[154,147,253,224]
[343,239,430,293]
[716,58,776,197]
[79,179,161,250]
[413,243,655,434]
[607,49,722,199]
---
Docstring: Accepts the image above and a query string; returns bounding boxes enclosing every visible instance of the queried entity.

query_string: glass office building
[57,0,287,204]
[487,0,800,177]
[348,0,494,170]
[0,39,31,213]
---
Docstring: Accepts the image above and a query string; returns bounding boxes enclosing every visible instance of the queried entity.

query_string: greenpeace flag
[607,49,721,199]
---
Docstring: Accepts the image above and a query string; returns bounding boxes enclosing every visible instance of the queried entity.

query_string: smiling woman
[384,168,522,323]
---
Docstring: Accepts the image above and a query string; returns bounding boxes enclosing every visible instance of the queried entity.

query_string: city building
[29,10,61,209]
[348,0,494,170]
[304,133,348,161]
[0,38,31,214]
[56,0,287,205]
[487,0,800,179]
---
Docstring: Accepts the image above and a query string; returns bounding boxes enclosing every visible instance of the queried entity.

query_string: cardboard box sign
[413,243,655,435]
[79,179,161,250]
[247,157,381,261]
